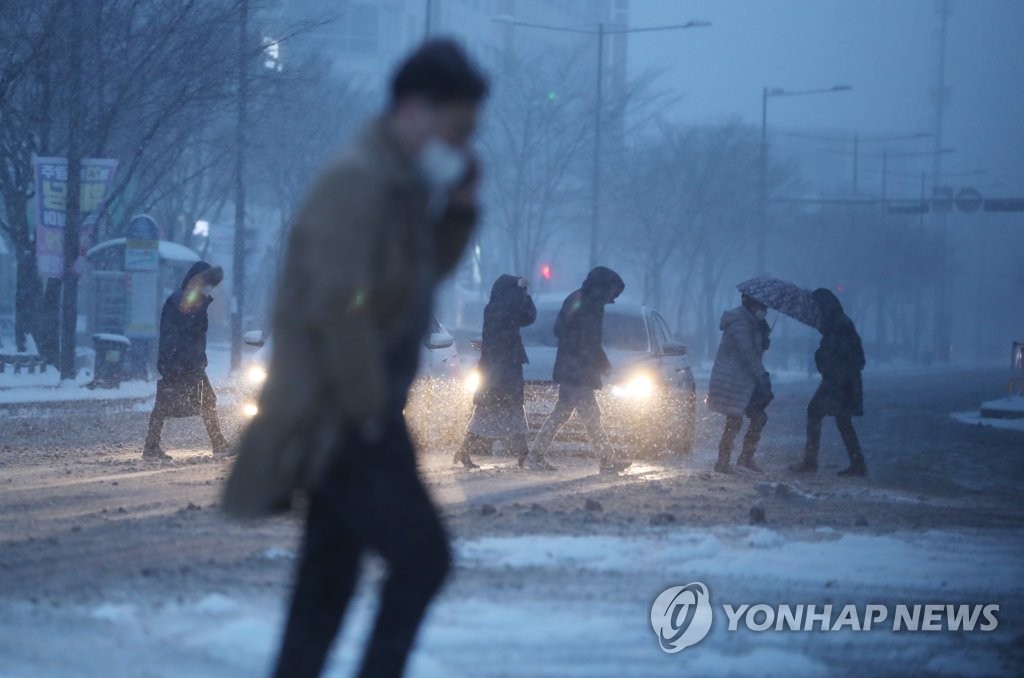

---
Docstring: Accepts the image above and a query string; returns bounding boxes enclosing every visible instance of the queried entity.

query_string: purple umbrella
[737,277,821,329]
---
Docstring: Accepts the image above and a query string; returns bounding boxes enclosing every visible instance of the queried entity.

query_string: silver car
[467,301,697,457]
[238,316,468,435]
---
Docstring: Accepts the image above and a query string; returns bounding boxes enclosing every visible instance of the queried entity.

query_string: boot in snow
[453,449,480,470]
[737,454,764,474]
[143,445,171,461]
[522,455,558,472]
[598,458,631,475]
[837,453,867,477]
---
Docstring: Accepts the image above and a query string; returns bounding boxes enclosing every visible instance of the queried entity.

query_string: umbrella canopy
[737,276,821,329]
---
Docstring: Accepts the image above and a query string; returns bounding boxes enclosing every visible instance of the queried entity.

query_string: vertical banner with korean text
[34,157,119,279]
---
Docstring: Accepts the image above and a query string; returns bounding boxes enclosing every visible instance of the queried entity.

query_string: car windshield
[521,308,649,352]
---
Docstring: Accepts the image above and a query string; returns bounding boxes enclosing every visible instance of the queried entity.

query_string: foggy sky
[629,0,1024,195]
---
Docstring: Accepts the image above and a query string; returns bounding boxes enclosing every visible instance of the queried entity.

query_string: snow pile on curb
[951,409,1024,433]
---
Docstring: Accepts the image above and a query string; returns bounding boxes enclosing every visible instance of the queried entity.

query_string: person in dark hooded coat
[525,266,629,474]
[454,274,537,469]
[790,288,867,476]
[142,261,231,459]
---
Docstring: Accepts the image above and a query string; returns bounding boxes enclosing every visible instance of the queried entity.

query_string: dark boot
[789,458,817,473]
[715,417,740,474]
[143,410,170,460]
[510,434,530,468]
[737,409,766,473]
[838,451,867,477]
[836,416,865,476]
[714,448,733,474]
[453,435,482,469]
[737,453,763,474]
[789,446,818,473]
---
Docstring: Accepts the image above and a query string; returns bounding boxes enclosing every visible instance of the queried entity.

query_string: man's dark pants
[273,410,451,678]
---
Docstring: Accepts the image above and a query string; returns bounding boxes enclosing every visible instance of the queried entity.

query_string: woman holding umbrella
[790,288,867,477]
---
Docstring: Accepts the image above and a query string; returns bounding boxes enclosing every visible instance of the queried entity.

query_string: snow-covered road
[1,368,1022,676]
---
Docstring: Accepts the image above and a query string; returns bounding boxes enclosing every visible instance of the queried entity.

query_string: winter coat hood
[581,266,625,304]
[707,304,769,418]
[490,274,522,301]
[720,305,758,331]
[181,262,212,289]
[813,288,845,329]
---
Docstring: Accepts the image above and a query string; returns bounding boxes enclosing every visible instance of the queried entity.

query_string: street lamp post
[493,16,711,269]
[758,85,851,274]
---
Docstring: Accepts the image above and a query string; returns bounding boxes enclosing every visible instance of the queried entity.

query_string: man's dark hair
[390,39,488,108]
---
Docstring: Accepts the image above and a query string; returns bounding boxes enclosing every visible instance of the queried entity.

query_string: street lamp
[758,85,851,274]
[494,15,711,268]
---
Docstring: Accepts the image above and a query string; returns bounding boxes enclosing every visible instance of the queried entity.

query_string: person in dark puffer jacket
[790,288,867,477]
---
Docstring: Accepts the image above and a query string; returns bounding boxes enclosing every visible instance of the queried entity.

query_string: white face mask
[203,285,214,297]
[417,138,468,193]
[754,309,767,321]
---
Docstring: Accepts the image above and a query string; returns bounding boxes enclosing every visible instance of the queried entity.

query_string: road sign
[954,188,983,213]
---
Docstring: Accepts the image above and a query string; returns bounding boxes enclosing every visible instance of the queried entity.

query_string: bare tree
[480,51,594,280]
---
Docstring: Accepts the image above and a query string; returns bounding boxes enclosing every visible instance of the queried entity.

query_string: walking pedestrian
[142,262,230,460]
[706,294,773,474]
[223,40,487,678]
[455,274,536,469]
[790,288,867,477]
[524,266,630,474]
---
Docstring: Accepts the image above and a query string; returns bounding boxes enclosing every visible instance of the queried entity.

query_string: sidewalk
[0,343,237,416]
[951,395,1024,434]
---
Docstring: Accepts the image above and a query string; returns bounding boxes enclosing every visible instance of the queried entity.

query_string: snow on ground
[1,527,1020,677]
[981,395,1024,414]
[0,343,238,406]
[951,410,1024,433]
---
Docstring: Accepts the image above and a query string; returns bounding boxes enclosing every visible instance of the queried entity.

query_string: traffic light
[540,264,553,281]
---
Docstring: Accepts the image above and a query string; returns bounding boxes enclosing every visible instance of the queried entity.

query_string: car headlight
[246,365,268,385]
[611,372,656,399]
[464,368,481,394]
[242,402,259,418]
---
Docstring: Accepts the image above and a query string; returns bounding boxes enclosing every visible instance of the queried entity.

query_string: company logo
[650,582,714,653]
[651,582,1001,656]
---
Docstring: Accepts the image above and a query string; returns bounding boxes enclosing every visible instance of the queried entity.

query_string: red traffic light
[540,264,553,280]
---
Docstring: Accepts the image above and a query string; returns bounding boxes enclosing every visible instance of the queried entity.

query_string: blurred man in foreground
[224,40,487,677]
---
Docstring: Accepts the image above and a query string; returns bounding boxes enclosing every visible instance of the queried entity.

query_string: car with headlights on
[466,301,696,457]
[237,316,470,446]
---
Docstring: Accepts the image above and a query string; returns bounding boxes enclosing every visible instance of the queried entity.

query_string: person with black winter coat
[524,266,630,474]
[142,261,231,460]
[454,274,537,469]
[790,288,867,476]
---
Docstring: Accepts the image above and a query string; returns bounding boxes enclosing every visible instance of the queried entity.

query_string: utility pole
[589,22,604,269]
[757,87,768,274]
[933,0,952,363]
[231,0,249,372]
[852,133,859,194]
[60,0,84,380]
